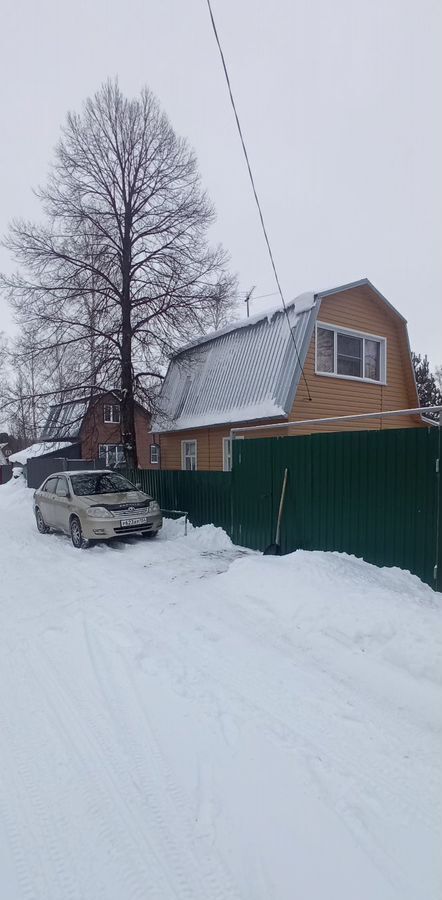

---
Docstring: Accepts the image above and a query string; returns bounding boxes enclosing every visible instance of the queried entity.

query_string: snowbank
[0,482,440,900]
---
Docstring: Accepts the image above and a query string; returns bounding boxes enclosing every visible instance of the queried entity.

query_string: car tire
[70,515,89,549]
[35,507,50,534]
[141,530,158,539]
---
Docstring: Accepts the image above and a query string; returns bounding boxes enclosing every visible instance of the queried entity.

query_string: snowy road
[0,478,441,900]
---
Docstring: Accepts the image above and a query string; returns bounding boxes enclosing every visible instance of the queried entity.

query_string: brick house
[148,279,423,471]
[41,391,151,468]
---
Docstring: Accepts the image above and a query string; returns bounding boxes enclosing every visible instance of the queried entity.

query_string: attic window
[316,324,386,384]
[104,404,120,424]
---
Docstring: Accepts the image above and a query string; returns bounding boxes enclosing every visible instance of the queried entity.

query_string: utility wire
[205,0,312,401]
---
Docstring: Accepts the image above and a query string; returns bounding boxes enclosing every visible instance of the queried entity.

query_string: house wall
[80,395,151,467]
[149,285,422,471]
[287,284,421,433]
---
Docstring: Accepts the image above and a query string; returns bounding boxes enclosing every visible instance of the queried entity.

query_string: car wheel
[70,516,89,549]
[141,530,158,539]
[35,507,50,534]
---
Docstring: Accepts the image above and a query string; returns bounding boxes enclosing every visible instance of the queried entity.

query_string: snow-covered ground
[0,478,441,900]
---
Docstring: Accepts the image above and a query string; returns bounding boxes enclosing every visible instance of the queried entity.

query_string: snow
[172,291,316,358]
[155,399,287,432]
[0,477,441,900]
[8,441,72,465]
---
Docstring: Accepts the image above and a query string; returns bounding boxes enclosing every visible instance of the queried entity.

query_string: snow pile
[0,484,440,900]
[9,440,72,464]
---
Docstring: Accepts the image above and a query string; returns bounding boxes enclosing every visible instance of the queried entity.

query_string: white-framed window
[150,443,160,465]
[103,403,120,424]
[98,443,125,467]
[222,436,244,471]
[181,440,197,471]
[315,323,386,384]
[223,437,232,472]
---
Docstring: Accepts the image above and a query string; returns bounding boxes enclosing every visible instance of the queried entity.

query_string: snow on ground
[0,478,441,900]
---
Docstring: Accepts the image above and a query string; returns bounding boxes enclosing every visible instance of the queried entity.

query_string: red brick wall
[80,394,151,467]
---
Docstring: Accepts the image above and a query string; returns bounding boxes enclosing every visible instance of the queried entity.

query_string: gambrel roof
[153,292,317,432]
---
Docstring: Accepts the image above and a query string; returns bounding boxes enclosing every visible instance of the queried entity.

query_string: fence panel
[125,468,232,533]
[125,426,441,590]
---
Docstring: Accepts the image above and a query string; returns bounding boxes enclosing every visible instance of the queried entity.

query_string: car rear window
[70,473,136,496]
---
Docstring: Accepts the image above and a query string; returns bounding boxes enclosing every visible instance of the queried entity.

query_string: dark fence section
[125,468,232,532]
[0,464,12,485]
[27,455,94,489]
[124,426,442,590]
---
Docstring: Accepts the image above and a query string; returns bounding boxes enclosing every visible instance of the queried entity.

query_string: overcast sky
[0,0,440,365]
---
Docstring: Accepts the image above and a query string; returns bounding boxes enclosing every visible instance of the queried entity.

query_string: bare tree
[1,80,236,467]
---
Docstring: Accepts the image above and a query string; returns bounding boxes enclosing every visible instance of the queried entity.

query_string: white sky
[0,0,440,365]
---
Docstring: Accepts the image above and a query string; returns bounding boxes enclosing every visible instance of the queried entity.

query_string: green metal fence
[231,427,441,590]
[126,467,232,532]
[127,426,441,590]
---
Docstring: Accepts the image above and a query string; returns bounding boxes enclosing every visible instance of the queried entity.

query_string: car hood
[76,490,152,507]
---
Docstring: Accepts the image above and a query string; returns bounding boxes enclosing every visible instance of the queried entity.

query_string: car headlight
[87,506,114,519]
[150,501,160,513]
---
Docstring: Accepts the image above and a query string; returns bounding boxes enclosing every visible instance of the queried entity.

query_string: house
[149,279,423,471]
[40,391,151,467]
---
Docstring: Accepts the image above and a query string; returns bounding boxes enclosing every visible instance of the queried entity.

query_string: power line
[205,0,312,401]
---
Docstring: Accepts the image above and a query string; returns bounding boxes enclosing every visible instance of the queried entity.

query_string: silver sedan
[33,470,163,548]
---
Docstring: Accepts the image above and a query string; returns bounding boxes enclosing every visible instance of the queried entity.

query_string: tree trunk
[120,206,138,470]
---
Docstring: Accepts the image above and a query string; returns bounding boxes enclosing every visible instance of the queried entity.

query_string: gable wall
[80,394,151,467]
[288,284,421,432]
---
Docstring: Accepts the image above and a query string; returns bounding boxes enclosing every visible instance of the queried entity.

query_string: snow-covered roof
[153,293,318,432]
[9,441,72,465]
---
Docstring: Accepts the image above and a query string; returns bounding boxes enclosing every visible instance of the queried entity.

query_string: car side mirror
[136,482,141,490]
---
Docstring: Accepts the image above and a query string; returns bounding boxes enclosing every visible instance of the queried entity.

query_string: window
[43,477,59,493]
[316,324,386,383]
[181,440,197,471]
[103,404,120,424]
[70,473,136,496]
[55,476,69,497]
[223,437,232,472]
[98,443,125,467]
[150,443,160,465]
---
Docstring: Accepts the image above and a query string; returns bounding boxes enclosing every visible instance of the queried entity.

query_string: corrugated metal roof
[153,296,318,431]
[40,399,90,440]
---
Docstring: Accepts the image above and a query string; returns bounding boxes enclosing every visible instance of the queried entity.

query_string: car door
[39,476,60,527]
[53,475,72,533]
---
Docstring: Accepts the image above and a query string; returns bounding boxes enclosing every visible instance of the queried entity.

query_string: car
[33,469,163,548]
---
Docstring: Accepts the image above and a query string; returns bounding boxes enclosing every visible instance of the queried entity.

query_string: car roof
[42,469,114,479]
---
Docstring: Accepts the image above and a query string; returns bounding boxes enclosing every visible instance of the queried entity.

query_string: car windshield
[70,473,137,496]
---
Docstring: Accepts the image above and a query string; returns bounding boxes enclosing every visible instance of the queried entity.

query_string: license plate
[121,516,148,527]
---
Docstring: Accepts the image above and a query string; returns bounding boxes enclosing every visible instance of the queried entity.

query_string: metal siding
[154,305,316,431]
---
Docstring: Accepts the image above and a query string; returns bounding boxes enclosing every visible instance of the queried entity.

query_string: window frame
[223,437,232,472]
[103,403,121,424]
[150,443,160,465]
[315,322,387,384]
[181,439,197,471]
[98,443,125,467]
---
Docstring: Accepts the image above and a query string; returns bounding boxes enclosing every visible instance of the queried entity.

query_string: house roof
[40,398,91,441]
[8,441,73,465]
[152,292,317,432]
[152,278,413,433]
[41,390,150,441]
